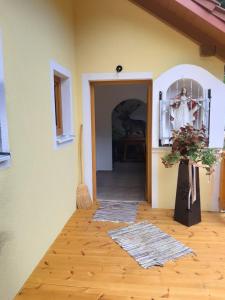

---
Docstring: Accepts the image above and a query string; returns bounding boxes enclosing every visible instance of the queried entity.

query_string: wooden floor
[15,203,225,300]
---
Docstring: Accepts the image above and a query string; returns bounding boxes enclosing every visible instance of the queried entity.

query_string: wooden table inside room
[15,202,225,300]
[219,152,225,211]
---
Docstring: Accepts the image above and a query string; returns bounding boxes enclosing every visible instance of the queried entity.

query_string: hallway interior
[97,162,146,202]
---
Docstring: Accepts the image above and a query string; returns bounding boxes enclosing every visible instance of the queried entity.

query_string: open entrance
[101,98,147,201]
[90,80,152,204]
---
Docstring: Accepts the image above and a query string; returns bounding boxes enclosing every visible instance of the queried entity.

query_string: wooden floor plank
[15,203,225,300]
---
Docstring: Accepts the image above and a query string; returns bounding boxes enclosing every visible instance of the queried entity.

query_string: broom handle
[79,124,83,184]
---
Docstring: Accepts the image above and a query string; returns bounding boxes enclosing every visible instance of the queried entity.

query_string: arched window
[159,78,210,146]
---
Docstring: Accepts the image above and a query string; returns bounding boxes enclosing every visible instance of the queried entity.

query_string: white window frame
[50,60,74,149]
[0,34,10,168]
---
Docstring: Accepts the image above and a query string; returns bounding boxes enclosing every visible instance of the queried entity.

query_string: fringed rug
[93,200,139,223]
[108,221,193,268]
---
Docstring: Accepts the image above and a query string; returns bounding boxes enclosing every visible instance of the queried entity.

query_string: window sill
[152,147,171,153]
[0,154,11,163]
[56,135,75,145]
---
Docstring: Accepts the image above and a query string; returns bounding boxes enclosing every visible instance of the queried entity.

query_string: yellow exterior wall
[74,0,223,79]
[73,0,224,211]
[0,1,78,299]
[0,0,224,298]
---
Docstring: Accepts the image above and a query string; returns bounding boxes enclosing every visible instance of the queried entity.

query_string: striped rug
[93,200,139,223]
[108,221,193,268]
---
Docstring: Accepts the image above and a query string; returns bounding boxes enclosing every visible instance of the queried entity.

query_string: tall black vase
[174,160,201,227]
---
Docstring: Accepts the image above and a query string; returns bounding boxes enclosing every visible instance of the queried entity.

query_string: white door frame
[82,72,153,200]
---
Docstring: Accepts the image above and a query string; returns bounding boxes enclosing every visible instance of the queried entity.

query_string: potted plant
[161,125,220,226]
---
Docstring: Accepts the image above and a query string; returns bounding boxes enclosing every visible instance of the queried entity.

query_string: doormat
[93,200,139,223]
[108,221,193,268]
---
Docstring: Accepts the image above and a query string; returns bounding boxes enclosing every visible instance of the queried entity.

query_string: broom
[76,124,92,209]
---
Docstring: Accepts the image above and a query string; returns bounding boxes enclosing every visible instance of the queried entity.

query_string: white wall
[152,64,225,210]
[153,64,225,148]
[95,84,147,170]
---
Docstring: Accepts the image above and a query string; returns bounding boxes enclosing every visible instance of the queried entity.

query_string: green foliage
[202,147,217,164]
[161,125,220,175]
[161,151,181,168]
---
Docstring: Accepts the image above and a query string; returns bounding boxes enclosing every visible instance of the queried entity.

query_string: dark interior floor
[96,162,146,202]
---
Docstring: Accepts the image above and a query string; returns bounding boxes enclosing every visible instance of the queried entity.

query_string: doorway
[90,80,152,204]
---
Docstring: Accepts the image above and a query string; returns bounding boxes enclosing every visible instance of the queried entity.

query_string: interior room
[94,84,148,202]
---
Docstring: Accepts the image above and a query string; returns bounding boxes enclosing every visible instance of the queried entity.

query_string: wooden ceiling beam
[200,44,217,57]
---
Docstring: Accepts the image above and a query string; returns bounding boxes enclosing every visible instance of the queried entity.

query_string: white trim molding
[82,72,153,200]
[153,64,225,210]
[153,64,225,148]
[82,66,225,211]
[50,60,75,149]
[0,33,10,169]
